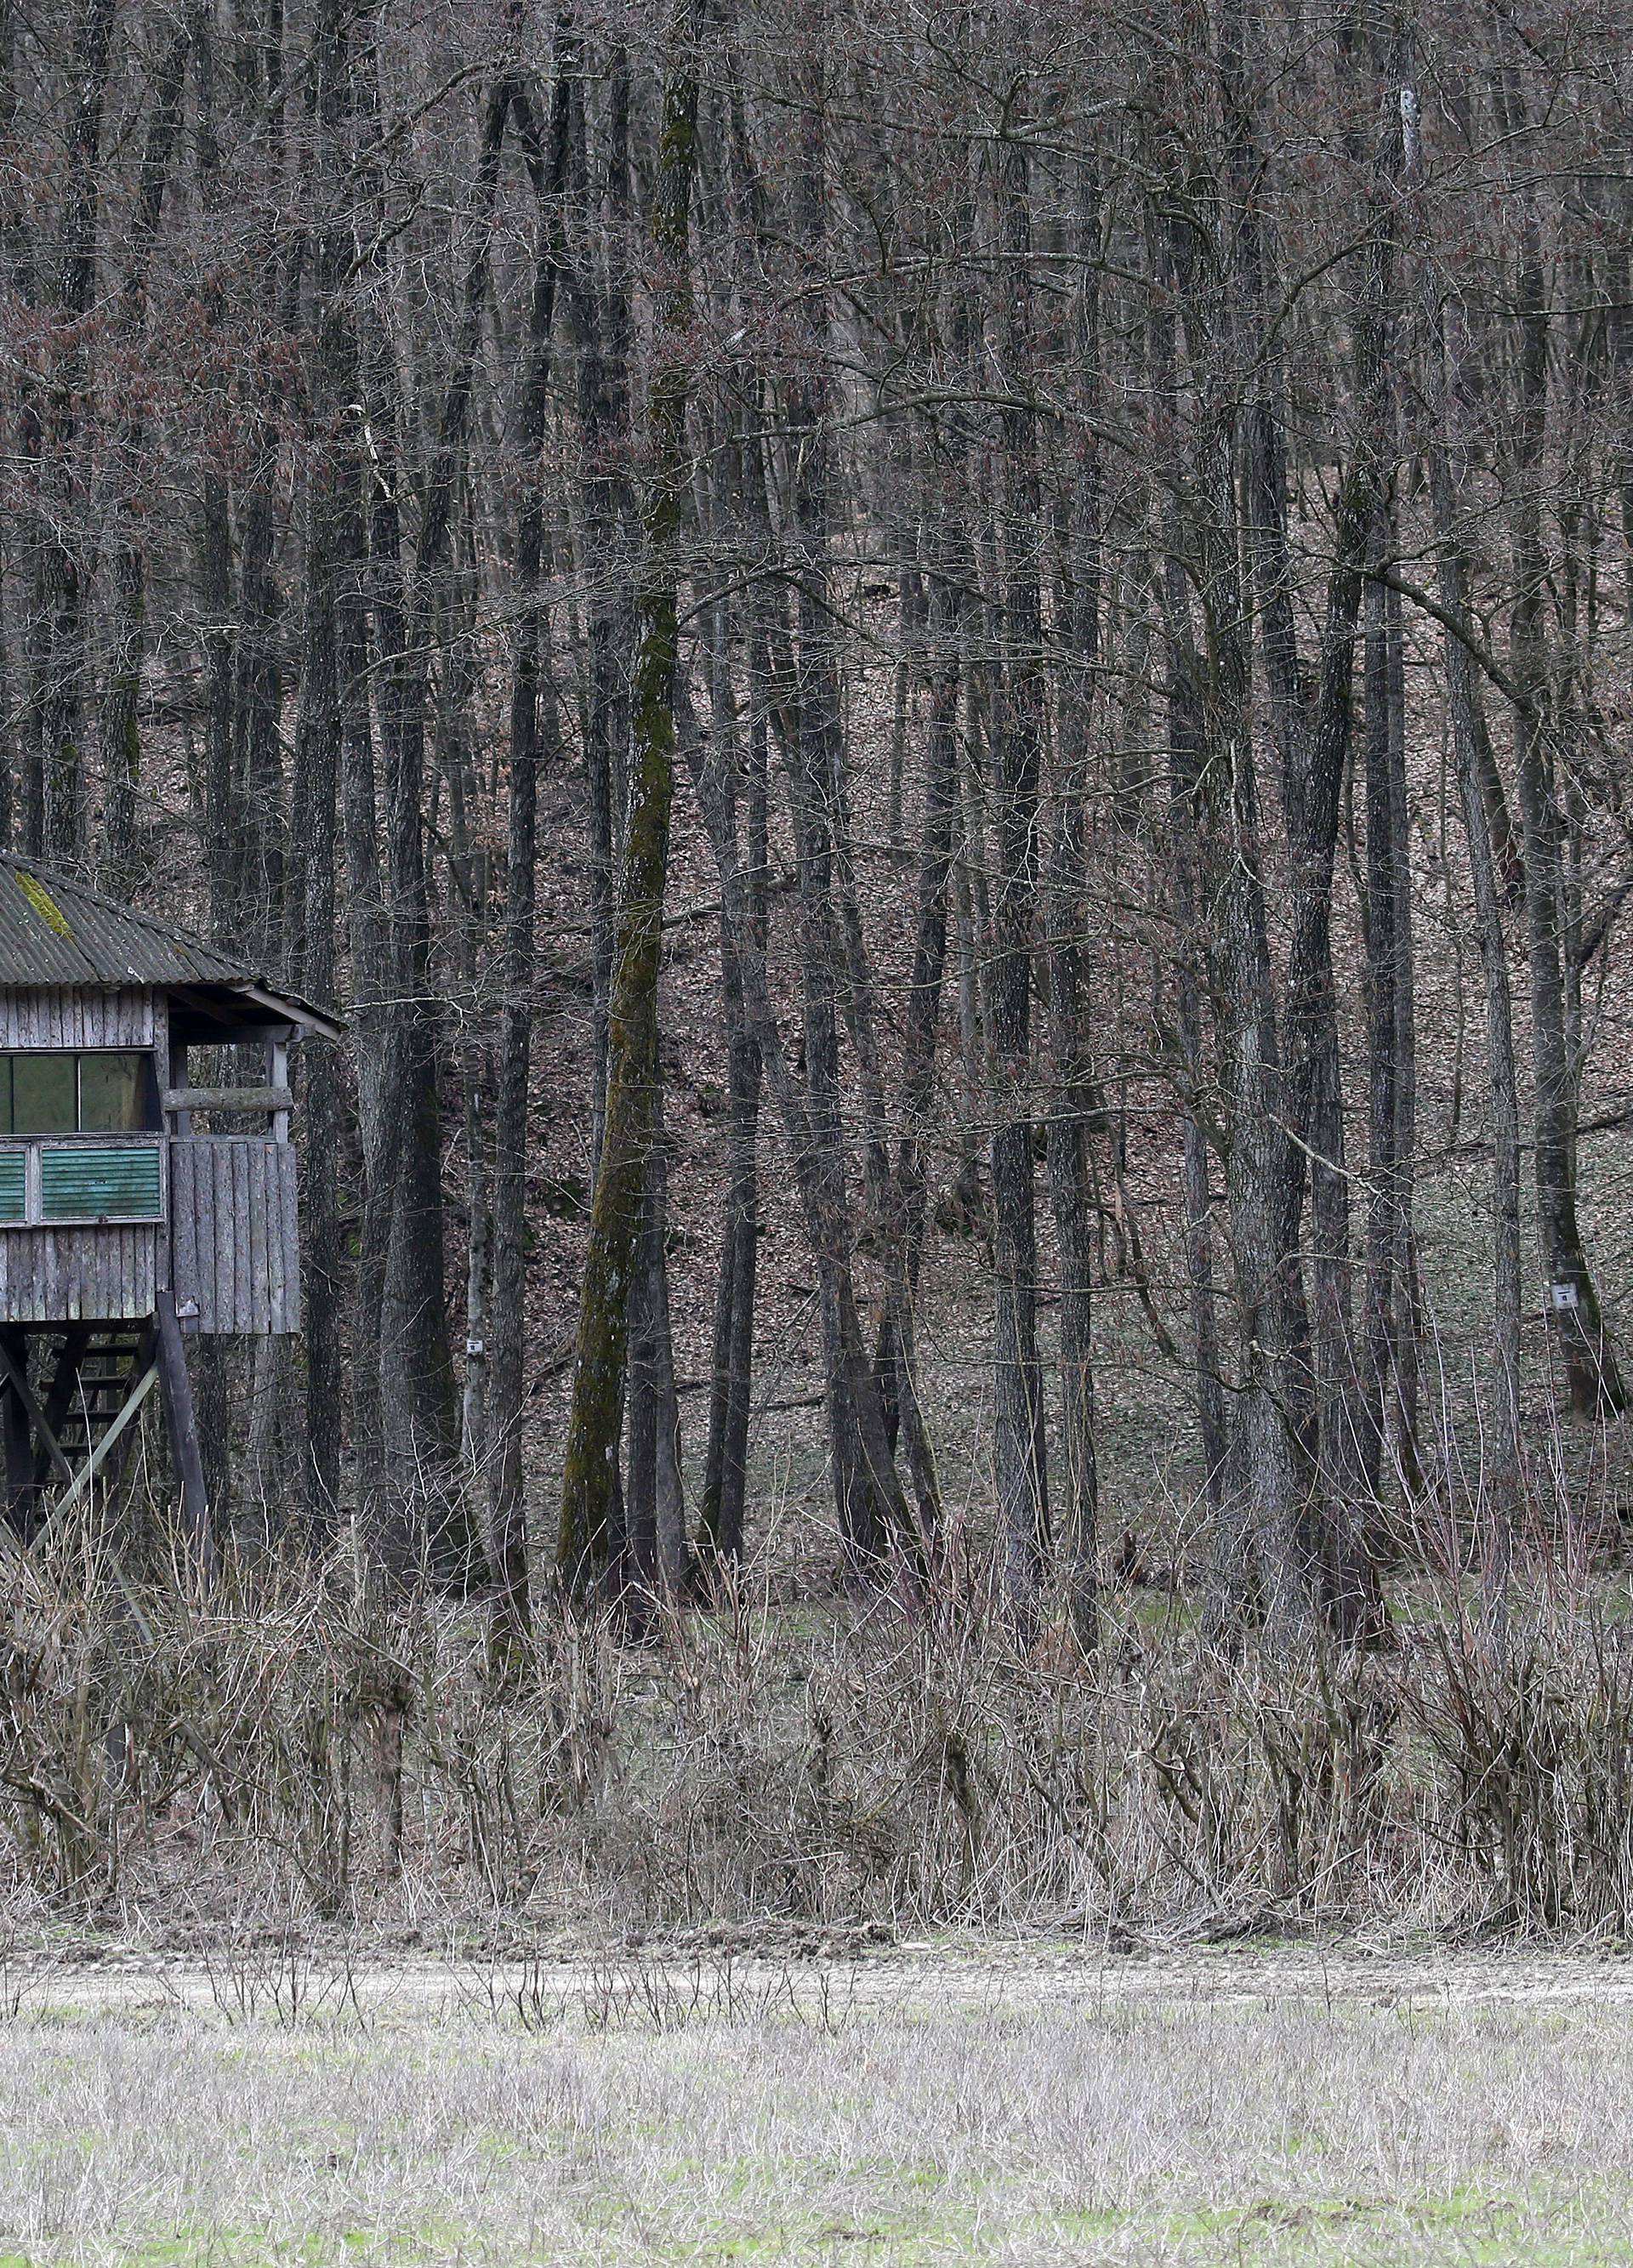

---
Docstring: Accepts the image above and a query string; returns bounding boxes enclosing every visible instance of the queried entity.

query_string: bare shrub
[9,1539,1633,1944]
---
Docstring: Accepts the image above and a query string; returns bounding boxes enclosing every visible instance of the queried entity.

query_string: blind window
[40,1144,162,1222]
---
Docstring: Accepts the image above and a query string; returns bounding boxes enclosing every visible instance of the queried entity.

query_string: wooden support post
[169,1032,192,1137]
[32,1326,88,1489]
[267,1029,291,1145]
[0,1328,33,1536]
[0,1332,74,1492]
[43,1361,160,1531]
[156,1288,216,1586]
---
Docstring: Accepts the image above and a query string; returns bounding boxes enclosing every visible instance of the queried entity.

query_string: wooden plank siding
[0,1225,158,1321]
[0,988,154,1049]
[0,989,162,1322]
[168,1136,299,1334]
[0,991,302,1335]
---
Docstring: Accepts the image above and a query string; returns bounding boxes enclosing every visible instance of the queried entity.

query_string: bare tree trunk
[1047,245,1102,1651]
[1386,575,1421,1468]
[773,21,911,1581]
[1229,0,1391,1638]
[487,29,575,1654]
[679,668,916,1591]
[1158,166,1315,1644]
[877,551,961,1547]
[309,0,393,1566]
[1500,137,1624,1416]
[358,43,518,1582]
[697,550,763,1577]
[559,5,703,1594]
[1362,540,1422,1503]
[569,48,634,1177]
[624,1102,686,1615]
[287,510,344,1541]
[1149,276,1234,1613]
[991,109,1049,1634]
[99,20,188,894]
[1429,378,1524,1583]
[36,0,114,873]
[1164,599,1238,1620]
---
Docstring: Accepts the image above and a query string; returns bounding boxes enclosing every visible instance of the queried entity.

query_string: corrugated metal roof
[0,859,340,1033]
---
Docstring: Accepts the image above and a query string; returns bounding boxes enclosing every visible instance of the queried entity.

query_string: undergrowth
[5,1527,1633,1942]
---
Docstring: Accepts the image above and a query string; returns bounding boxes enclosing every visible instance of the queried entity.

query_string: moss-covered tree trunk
[557,11,702,1596]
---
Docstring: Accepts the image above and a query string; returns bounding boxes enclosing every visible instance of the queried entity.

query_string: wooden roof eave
[168,981,344,1044]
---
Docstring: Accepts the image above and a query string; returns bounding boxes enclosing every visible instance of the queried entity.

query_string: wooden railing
[168,1135,299,1335]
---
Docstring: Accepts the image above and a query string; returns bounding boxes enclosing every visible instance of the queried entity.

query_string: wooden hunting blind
[0,857,339,1567]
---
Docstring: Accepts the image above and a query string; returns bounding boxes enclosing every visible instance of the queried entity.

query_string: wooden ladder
[0,1301,213,1578]
[34,1324,156,1490]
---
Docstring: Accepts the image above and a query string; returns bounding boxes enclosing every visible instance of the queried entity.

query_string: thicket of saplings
[5,1457,1633,1949]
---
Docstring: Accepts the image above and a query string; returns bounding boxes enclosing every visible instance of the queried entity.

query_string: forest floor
[6,1936,1633,2265]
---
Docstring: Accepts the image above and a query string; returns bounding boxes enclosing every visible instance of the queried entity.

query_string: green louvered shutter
[0,1151,25,1223]
[40,1143,162,1222]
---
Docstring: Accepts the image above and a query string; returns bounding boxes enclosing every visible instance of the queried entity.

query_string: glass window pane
[78,1051,152,1133]
[11,1054,77,1134]
[0,1058,12,1137]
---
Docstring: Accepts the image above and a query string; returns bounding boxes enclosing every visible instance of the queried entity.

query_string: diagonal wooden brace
[48,1360,160,1527]
[0,1337,72,1489]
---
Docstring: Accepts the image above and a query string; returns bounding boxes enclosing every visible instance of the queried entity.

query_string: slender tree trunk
[771,20,911,1580]
[697,555,763,1576]
[1164,600,1238,1619]
[1386,577,1421,1468]
[1502,164,1624,1416]
[569,49,634,1177]
[1047,258,1102,1652]
[288,523,344,1541]
[312,0,393,1566]
[878,553,961,1548]
[991,111,1050,1633]
[1187,360,1314,1638]
[624,1099,686,1613]
[98,20,188,894]
[559,5,703,1594]
[488,28,576,1653]
[1362,537,1422,1503]
[37,0,114,874]
[1429,365,1524,1581]
[1362,549,1402,1500]
[1229,0,1391,1637]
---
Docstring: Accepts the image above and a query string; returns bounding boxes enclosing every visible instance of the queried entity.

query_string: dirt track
[21,1934,1633,2020]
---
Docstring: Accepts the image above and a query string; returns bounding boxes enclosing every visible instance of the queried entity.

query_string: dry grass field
[3,1944,1633,2265]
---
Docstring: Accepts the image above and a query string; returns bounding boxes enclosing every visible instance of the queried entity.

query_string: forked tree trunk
[1159,173,1315,1646]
